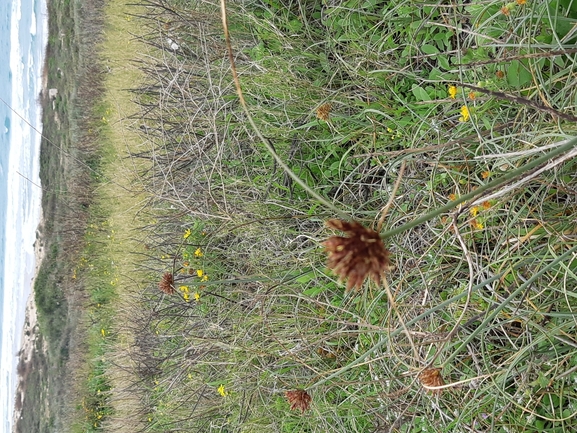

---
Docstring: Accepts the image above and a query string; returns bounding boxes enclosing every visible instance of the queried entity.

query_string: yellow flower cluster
[447,86,474,121]
[459,106,470,122]
[179,285,190,302]
[217,384,229,397]
[180,285,201,303]
[447,193,493,231]
[196,269,209,282]
[469,201,493,230]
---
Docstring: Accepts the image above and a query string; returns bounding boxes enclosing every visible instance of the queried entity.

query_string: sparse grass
[26,0,577,432]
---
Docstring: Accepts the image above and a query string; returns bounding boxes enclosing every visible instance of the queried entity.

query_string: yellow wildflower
[193,292,201,302]
[194,247,203,257]
[470,207,479,217]
[448,85,457,99]
[197,269,204,278]
[459,106,470,122]
[201,274,209,282]
[101,329,106,337]
[516,0,526,4]
[481,171,491,179]
[183,228,192,239]
[473,220,484,230]
[217,384,229,397]
[183,292,190,302]
[179,285,189,293]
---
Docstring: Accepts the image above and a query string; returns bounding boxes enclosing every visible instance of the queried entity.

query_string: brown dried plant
[316,103,332,121]
[419,367,445,394]
[322,219,391,291]
[159,272,175,295]
[285,389,312,413]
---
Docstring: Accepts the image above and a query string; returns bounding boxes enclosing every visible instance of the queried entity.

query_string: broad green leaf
[412,85,431,101]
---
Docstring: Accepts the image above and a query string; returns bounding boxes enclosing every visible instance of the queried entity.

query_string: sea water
[0,0,47,431]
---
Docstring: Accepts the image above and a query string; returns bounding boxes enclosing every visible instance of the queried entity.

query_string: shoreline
[11,212,45,431]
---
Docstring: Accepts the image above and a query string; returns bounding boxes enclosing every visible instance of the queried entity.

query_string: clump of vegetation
[93,0,577,432]
[24,0,577,432]
[17,0,111,432]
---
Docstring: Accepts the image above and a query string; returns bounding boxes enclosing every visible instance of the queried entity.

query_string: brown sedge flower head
[419,367,445,394]
[159,272,175,295]
[285,389,312,413]
[316,103,332,121]
[322,219,391,292]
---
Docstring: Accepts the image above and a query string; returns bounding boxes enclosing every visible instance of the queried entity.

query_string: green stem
[309,244,577,389]
[220,0,350,221]
[308,272,507,389]
[441,243,577,366]
[380,136,577,239]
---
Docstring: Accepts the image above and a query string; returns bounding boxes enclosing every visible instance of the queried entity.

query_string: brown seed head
[285,389,312,413]
[419,367,445,394]
[159,272,175,295]
[316,103,332,121]
[322,219,391,291]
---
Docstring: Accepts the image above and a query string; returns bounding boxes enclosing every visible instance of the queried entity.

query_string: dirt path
[98,2,150,431]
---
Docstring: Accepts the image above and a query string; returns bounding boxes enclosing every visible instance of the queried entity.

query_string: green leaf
[411,85,431,101]
[303,286,325,296]
[421,44,439,55]
[507,60,532,88]
[437,55,450,71]
[296,271,315,284]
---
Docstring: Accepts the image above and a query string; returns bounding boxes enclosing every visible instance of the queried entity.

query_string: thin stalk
[440,243,577,367]
[308,271,506,389]
[309,245,576,389]
[219,0,350,221]
[379,136,577,239]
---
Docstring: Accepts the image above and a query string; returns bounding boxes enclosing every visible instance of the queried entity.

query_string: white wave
[30,9,36,36]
